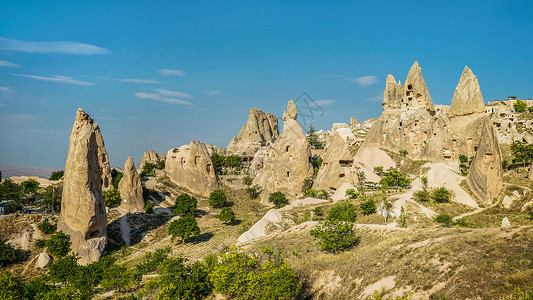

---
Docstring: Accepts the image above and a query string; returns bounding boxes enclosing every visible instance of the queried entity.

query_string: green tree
[360,199,376,216]
[209,190,229,208]
[172,194,197,215]
[103,189,122,208]
[156,258,213,300]
[0,240,16,267]
[380,168,411,188]
[111,169,124,189]
[246,185,261,200]
[432,187,451,203]
[306,124,323,149]
[0,179,21,201]
[46,231,71,258]
[399,150,408,157]
[38,218,55,234]
[328,202,357,222]
[145,200,156,214]
[345,188,358,199]
[168,214,200,243]
[357,171,366,191]
[21,179,40,194]
[310,220,358,253]
[242,175,253,186]
[301,177,314,194]
[311,155,323,177]
[225,155,243,169]
[211,153,225,175]
[217,207,235,224]
[511,141,533,168]
[269,191,288,208]
[400,206,407,228]
[156,160,166,170]
[305,188,318,198]
[421,176,428,188]
[513,99,527,113]
[434,214,453,227]
[413,189,430,202]
[49,170,64,180]
[373,166,384,176]
[0,271,25,299]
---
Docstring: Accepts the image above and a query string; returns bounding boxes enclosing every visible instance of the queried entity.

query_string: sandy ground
[423,163,478,208]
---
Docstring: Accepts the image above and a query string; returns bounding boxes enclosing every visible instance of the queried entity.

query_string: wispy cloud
[203,90,222,96]
[0,37,110,55]
[364,95,382,102]
[158,69,184,76]
[11,73,94,86]
[312,100,335,106]
[0,60,20,67]
[154,89,192,98]
[134,92,193,106]
[0,86,11,91]
[113,78,161,84]
[350,75,377,86]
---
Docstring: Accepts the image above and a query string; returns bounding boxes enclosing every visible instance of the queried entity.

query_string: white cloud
[158,69,185,76]
[312,100,335,106]
[0,37,110,55]
[114,78,161,84]
[134,91,193,106]
[0,60,20,67]
[11,73,94,86]
[154,89,192,98]
[203,90,222,96]
[162,98,193,105]
[134,92,161,100]
[0,86,11,91]
[350,75,377,86]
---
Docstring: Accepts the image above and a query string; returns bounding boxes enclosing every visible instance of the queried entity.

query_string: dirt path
[452,200,500,221]
[391,179,437,219]
[120,216,131,246]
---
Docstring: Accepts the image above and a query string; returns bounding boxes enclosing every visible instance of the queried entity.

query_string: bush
[49,170,64,180]
[0,240,16,267]
[0,270,25,299]
[413,189,430,202]
[156,160,165,170]
[246,185,261,200]
[268,191,288,208]
[374,166,384,176]
[145,200,156,214]
[514,99,527,113]
[211,248,301,300]
[317,190,328,199]
[242,176,253,186]
[217,207,235,224]
[305,188,318,198]
[172,194,197,215]
[313,206,324,217]
[380,168,411,188]
[310,220,358,253]
[136,247,171,275]
[529,212,533,221]
[156,258,213,299]
[103,189,122,208]
[211,153,225,175]
[209,190,229,208]
[434,214,453,227]
[432,187,451,203]
[360,199,376,216]
[301,177,314,194]
[38,218,55,234]
[345,188,358,199]
[328,202,357,222]
[225,155,243,169]
[111,169,123,190]
[168,214,200,243]
[46,231,71,258]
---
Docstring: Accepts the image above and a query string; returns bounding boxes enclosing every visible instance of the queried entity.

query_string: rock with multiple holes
[227,108,279,155]
[139,150,165,170]
[58,108,107,265]
[118,157,145,213]
[314,132,356,194]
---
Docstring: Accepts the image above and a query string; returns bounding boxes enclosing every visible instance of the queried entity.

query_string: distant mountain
[0,165,60,179]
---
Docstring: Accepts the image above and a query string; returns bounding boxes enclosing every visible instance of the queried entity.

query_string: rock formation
[403,61,434,110]
[58,108,107,265]
[249,149,269,177]
[118,157,144,213]
[254,100,313,203]
[139,150,165,169]
[94,125,113,190]
[448,66,486,118]
[314,132,355,194]
[165,141,218,197]
[466,118,503,204]
[227,108,279,155]
[36,252,52,268]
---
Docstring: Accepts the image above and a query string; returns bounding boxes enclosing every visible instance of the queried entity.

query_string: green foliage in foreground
[269,191,288,208]
[172,194,197,215]
[217,207,235,224]
[103,189,122,208]
[432,187,451,203]
[209,189,229,208]
[37,218,55,234]
[310,220,359,253]
[0,240,16,267]
[168,214,200,243]
[328,201,357,222]
[500,284,533,299]
[211,248,302,300]
[43,231,71,258]
[49,170,64,180]
[380,167,411,188]
[360,199,376,216]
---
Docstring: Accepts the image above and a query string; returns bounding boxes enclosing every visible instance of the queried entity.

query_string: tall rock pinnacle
[448,66,486,118]
[118,157,144,213]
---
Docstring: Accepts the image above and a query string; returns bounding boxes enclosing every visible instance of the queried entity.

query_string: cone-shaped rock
[58,108,107,265]
[467,118,503,205]
[404,61,434,110]
[118,157,144,213]
[227,108,279,155]
[165,141,217,197]
[383,74,404,110]
[314,132,355,193]
[94,125,113,190]
[449,66,486,118]
[140,150,165,169]
[254,100,313,203]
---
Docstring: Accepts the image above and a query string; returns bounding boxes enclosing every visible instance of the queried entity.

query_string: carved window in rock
[88,230,100,239]
[287,172,290,178]
[206,164,212,174]
[181,158,186,166]
[286,145,290,152]
[407,84,413,90]
[195,156,201,165]
[339,173,345,178]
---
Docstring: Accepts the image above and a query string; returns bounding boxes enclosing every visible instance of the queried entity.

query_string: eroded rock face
[254,100,313,203]
[165,141,217,197]
[448,66,486,118]
[58,108,107,265]
[94,125,113,191]
[467,118,503,205]
[314,132,355,194]
[403,61,434,110]
[227,108,279,155]
[139,150,165,169]
[118,157,144,213]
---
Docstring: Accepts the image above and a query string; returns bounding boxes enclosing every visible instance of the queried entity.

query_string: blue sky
[1,1,532,169]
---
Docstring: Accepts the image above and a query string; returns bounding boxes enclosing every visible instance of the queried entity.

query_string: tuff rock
[227,108,279,155]
[140,150,165,169]
[118,157,144,213]
[314,132,355,193]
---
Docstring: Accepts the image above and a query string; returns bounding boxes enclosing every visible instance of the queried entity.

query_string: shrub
[217,207,235,224]
[302,177,314,194]
[0,240,16,267]
[49,170,64,180]
[268,191,288,208]
[328,202,357,222]
[211,248,301,300]
[168,214,200,243]
[156,160,165,170]
[103,189,122,208]
[432,187,451,203]
[0,271,25,298]
[242,176,253,186]
[136,246,171,275]
[225,155,243,169]
[156,258,213,299]
[345,188,358,199]
[413,189,430,202]
[434,214,453,227]
[211,153,225,175]
[172,194,197,215]
[246,185,261,200]
[374,166,384,176]
[46,231,71,258]
[145,200,155,214]
[529,212,533,221]
[209,190,229,208]
[38,218,55,234]
[305,188,318,198]
[380,168,411,188]
[317,190,328,199]
[360,199,376,216]
[313,206,324,217]
[310,220,358,253]
[35,239,47,248]
[21,179,40,194]
[514,99,527,113]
